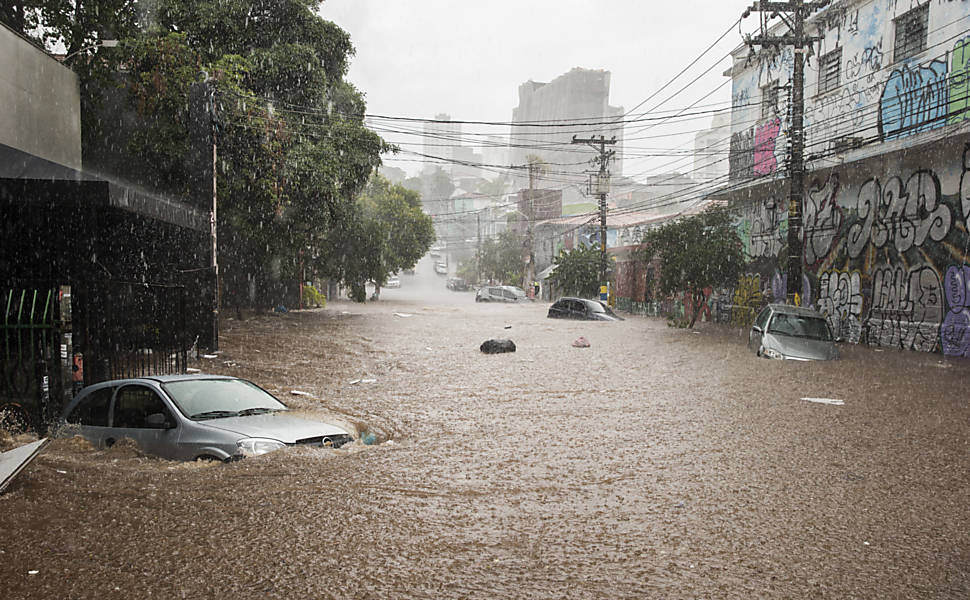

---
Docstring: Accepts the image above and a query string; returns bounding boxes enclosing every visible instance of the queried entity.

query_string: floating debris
[572,336,590,348]
[801,397,844,406]
[393,313,414,318]
[290,390,311,397]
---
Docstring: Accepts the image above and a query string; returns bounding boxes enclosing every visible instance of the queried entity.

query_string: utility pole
[571,135,616,296]
[742,0,828,305]
[525,161,539,293]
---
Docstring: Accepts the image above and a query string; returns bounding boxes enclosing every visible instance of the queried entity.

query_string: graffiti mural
[846,169,952,259]
[754,118,781,176]
[879,59,948,141]
[942,265,970,357]
[732,274,763,327]
[804,174,844,266]
[867,265,943,352]
[817,270,863,343]
[949,37,970,125]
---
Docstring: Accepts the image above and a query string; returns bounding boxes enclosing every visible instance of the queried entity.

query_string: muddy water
[2,282,969,598]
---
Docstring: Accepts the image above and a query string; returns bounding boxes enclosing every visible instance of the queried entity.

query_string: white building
[718,0,970,357]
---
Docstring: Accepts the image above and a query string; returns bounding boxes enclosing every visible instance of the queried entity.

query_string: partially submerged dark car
[547,297,623,321]
[446,277,469,291]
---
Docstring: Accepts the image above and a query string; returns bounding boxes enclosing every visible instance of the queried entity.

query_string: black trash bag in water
[480,339,516,354]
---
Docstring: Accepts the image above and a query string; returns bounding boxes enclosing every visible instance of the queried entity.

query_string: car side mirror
[752,325,762,333]
[145,413,174,429]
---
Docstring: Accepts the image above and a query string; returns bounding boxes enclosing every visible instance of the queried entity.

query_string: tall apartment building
[510,67,624,214]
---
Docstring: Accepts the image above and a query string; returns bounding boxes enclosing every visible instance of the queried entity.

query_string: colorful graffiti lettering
[846,169,951,258]
[867,264,943,352]
[732,274,762,327]
[949,37,970,125]
[879,59,948,141]
[941,265,970,357]
[683,287,714,323]
[817,270,863,343]
[804,174,843,266]
[754,118,781,177]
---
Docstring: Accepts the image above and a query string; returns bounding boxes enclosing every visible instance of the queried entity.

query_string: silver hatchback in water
[58,375,353,461]
[747,304,840,361]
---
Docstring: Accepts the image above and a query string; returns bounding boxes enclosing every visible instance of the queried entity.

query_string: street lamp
[61,39,119,63]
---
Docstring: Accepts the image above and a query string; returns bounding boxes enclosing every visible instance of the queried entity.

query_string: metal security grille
[761,81,779,119]
[894,4,928,63]
[0,288,65,432]
[74,280,189,384]
[818,48,842,95]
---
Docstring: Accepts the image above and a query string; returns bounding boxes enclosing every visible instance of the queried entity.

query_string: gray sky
[320,1,751,179]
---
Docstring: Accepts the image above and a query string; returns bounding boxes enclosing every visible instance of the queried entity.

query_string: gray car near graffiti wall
[58,374,353,461]
[747,304,840,361]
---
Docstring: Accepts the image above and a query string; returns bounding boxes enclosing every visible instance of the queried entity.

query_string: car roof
[766,303,826,318]
[79,373,236,389]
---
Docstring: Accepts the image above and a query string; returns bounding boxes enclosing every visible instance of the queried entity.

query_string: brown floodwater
[2,271,969,599]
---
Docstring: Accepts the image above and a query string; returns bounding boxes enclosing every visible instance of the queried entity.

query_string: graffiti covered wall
[732,135,970,357]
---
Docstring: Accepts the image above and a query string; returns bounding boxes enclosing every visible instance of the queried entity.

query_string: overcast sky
[320,1,752,178]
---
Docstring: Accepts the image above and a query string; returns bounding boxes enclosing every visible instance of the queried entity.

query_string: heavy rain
[2,261,969,598]
[3,1,970,598]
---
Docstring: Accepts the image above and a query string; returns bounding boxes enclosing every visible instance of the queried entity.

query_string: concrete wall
[0,24,81,170]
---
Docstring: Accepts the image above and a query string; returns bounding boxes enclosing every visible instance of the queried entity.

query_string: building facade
[719,0,970,357]
[510,68,624,214]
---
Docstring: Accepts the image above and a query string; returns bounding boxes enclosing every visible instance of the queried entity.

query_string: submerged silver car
[58,375,353,461]
[748,304,839,361]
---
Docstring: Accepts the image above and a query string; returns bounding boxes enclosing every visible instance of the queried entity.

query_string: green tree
[635,205,745,328]
[550,243,605,299]
[479,230,525,285]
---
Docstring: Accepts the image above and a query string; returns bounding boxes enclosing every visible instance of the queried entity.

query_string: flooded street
[2,273,970,599]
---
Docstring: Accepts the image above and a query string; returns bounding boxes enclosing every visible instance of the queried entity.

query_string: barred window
[894,4,928,62]
[818,48,842,95]
[761,81,779,119]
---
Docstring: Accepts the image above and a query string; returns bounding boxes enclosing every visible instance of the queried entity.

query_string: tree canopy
[549,243,607,299]
[7,1,446,306]
[635,205,745,327]
[477,230,526,286]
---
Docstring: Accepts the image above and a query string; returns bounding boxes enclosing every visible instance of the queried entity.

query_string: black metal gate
[73,280,190,386]
[0,288,65,433]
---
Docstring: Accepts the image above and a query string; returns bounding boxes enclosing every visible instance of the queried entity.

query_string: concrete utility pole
[742,0,828,305]
[525,161,539,292]
[571,135,616,293]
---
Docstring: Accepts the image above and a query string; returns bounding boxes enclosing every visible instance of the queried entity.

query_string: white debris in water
[186,368,201,373]
[202,354,218,359]
[801,397,845,406]
[393,313,414,318]
[290,390,311,396]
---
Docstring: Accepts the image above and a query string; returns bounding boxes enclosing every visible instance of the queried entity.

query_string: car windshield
[767,313,833,341]
[163,378,288,420]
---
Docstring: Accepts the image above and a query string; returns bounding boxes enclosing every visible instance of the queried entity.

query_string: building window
[761,81,779,119]
[894,4,928,62]
[818,48,842,95]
